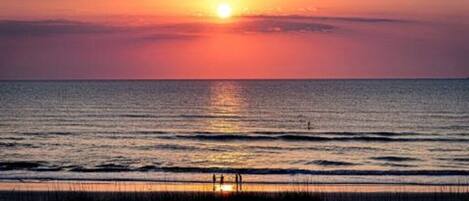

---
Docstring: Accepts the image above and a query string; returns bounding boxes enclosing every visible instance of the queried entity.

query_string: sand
[0,180,468,192]
[0,181,468,201]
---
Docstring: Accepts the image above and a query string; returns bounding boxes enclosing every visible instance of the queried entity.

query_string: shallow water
[0,80,468,184]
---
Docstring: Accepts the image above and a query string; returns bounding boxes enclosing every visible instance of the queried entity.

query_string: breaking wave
[2,161,469,176]
[171,133,469,142]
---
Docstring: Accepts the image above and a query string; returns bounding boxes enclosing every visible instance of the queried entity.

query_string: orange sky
[1,0,468,19]
[0,1,468,79]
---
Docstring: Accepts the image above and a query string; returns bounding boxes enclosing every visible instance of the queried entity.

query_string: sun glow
[217,3,232,19]
[216,184,234,192]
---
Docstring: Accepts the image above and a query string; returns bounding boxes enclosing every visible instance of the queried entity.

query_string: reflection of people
[212,174,216,191]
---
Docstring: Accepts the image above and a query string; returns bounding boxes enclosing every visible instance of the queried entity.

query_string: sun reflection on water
[207,81,245,133]
[202,81,250,168]
[215,184,234,192]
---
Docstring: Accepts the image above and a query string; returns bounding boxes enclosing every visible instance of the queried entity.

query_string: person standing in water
[220,174,225,191]
[238,174,243,191]
[212,174,216,192]
[235,174,239,192]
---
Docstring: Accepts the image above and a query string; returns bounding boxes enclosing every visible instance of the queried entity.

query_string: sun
[217,3,232,19]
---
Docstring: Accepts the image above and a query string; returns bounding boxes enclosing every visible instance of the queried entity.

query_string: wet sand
[0,181,468,193]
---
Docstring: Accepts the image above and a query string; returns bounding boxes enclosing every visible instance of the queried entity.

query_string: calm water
[1,80,468,184]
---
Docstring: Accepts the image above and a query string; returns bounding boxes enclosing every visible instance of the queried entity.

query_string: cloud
[244,15,411,23]
[231,20,334,33]
[139,33,201,41]
[0,20,120,36]
[0,15,411,40]
[155,20,334,34]
[0,16,336,36]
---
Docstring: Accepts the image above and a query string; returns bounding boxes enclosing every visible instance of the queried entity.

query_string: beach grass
[2,191,469,201]
[1,183,468,201]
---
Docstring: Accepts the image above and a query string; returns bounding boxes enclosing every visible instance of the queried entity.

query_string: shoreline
[1,182,468,201]
[1,180,468,193]
[1,178,469,187]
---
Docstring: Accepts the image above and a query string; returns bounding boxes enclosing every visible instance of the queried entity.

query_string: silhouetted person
[235,174,239,192]
[212,174,216,191]
[307,121,311,130]
[238,174,243,191]
[220,174,225,191]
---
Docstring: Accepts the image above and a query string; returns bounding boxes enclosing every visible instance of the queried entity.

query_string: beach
[1,180,469,192]
[0,181,468,201]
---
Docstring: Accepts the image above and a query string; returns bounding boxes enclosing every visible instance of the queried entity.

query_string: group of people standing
[212,174,243,192]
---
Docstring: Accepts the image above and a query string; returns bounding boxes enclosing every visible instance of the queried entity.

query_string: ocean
[1,80,468,185]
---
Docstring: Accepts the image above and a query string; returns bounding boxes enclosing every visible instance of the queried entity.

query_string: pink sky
[0,1,468,79]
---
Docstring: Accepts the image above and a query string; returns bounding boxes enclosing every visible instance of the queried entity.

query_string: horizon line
[1,77,468,82]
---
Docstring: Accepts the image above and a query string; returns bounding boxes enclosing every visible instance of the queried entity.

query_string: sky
[0,0,468,79]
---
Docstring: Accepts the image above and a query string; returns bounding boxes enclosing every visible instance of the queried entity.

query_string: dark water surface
[1,80,468,184]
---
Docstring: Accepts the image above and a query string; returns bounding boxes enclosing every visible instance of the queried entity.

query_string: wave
[371,156,420,162]
[116,114,244,119]
[36,113,246,120]
[454,133,469,137]
[167,131,443,138]
[306,160,357,166]
[3,161,469,176]
[0,137,24,140]
[176,134,275,141]
[119,114,160,118]
[13,130,444,138]
[132,131,169,135]
[426,114,469,119]
[437,125,469,130]
[252,131,423,136]
[0,142,36,148]
[21,132,75,136]
[0,161,44,170]
[152,144,224,152]
[0,161,63,171]
[381,163,417,168]
[0,142,16,147]
[69,164,130,172]
[70,166,469,176]
[171,134,469,142]
[429,148,464,152]
[452,158,469,162]
[440,158,469,162]
[179,114,243,119]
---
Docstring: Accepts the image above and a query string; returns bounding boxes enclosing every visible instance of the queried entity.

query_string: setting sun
[217,3,232,19]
